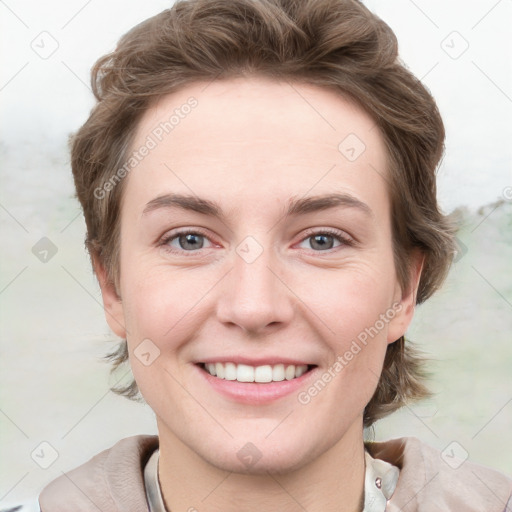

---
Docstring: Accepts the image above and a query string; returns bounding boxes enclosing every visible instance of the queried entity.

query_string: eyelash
[158,227,355,256]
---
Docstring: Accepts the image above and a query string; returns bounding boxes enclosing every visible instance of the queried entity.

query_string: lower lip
[195,364,316,405]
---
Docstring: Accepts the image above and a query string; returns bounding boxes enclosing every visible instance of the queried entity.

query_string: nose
[215,241,295,334]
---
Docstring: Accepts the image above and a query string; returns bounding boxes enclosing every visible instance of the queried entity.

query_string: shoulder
[38,435,158,512]
[365,436,512,512]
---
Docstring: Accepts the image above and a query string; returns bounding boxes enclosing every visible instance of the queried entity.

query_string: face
[97,77,419,474]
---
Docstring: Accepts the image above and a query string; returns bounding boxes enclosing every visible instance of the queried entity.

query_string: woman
[37,0,512,510]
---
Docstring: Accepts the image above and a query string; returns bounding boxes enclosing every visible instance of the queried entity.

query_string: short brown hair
[71,0,456,427]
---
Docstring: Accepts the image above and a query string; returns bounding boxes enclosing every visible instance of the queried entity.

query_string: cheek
[302,261,397,406]
[307,260,398,340]
[121,263,205,338]
[119,265,218,399]
[306,277,394,427]
[121,270,192,406]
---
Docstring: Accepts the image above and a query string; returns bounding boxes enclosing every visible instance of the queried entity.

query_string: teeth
[203,362,309,383]
[272,364,285,382]
[215,362,225,379]
[295,365,307,378]
[237,364,254,382]
[285,365,295,380]
[224,362,237,380]
[254,365,272,383]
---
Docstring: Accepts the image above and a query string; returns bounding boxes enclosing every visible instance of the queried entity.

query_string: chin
[196,437,320,476]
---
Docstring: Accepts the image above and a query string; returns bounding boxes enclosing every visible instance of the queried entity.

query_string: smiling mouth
[198,362,316,383]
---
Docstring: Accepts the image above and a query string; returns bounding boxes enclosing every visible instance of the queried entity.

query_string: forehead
[124,77,390,218]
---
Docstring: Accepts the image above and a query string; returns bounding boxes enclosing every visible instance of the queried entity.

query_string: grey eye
[168,232,211,251]
[299,233,342,251]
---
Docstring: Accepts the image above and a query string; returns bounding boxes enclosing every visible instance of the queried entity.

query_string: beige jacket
[39,435,512,511]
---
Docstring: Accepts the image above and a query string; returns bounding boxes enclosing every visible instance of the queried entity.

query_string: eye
[297,229,353,252]
[160,230,214,253]
[158,228,353,255]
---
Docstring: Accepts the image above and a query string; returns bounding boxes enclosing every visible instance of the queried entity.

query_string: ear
[386,249,425,344]
[92,254,127,339]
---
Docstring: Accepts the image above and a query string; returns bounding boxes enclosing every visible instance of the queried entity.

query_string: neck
[157,419,366,512]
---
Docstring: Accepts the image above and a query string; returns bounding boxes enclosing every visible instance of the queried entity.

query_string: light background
[0,0,511,506]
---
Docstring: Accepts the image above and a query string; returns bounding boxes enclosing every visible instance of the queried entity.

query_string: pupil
[180,233,203,250]
[311,234,333,250]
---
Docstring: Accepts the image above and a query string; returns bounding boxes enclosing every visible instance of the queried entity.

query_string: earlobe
[387,250,425,344]
[92,255,127,339]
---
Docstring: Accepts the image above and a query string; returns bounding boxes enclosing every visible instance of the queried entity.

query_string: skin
[95,77,422,512]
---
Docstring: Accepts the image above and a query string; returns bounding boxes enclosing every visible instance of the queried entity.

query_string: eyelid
[158,226,356,255]
[158,227,217,255]
[296,227,356,250]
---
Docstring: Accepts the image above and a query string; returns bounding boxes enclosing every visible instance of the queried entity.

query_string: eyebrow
[142,192,374,220]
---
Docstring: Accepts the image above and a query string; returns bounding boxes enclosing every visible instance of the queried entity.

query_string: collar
[38,434,512,512]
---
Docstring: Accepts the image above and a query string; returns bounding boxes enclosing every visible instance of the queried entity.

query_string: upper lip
[196,357,316,366]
